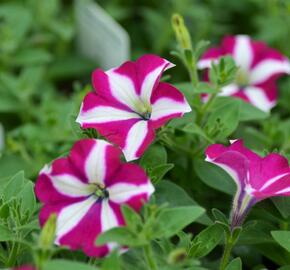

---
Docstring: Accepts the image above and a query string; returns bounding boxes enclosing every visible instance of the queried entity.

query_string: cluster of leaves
[0,0,95,179]
[0,0,290,270]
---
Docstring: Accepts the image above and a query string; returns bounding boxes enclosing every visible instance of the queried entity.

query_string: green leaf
[255,243,290,265]
[212,97,268,122]
[173,82,194,103]
[155,180,197,207]
[0,154,30,179]
[279,266,290,270]
[140,144,172,184]
[182,123,213,143]
[18,181,36,214]
[101,251,120,270]
[272,197,290,218]
[140,144,167,168]
[0,224,13,241]
[209,56,238,87]
[10,49,52,66]
[238,99,269,121]
[155,180,212,225]
[194,82,216,94]
[44,259,100,270]
[238,220,275,245]
[96,227,146,247]
[225,258,242,270]
[194,159,236,195]
[2,171,25,201]
[271,231,290,252]
[121,205,142,231]
[212,208,229,224]
[150,163,174,184]
[189,224,223,258]
[206,98,240,138]
[154,206,205,238]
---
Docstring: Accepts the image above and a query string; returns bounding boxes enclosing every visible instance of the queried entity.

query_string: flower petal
[84,140,107,184]
[68,139,122,185]
[150,82,191,128]
[100,200,122,252]
[44,199,109,257]
[106,163,154,211]
[35,159,90,203]
[137,55,174,104]
[252,153,290,190]
[106,69,141,112]
[122,120,155,161]
[254,173,290,198]
[55,197,97,244]
[233,35,253,71]
[219,84,240,96]
[206,148,249,189]
[49,174,95,197]
[250,59,290,84]
[108,182,154,204]
[243,86,275,112]
[197,47,222,69]
[77,102,139,125]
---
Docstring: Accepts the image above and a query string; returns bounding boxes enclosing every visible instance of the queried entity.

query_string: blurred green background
[0,0,290,179]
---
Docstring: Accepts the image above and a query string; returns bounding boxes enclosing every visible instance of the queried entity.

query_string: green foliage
[271,231,290,253]
[189,224,223,258]
[97,204,204,246]
[225,258,242,270]
[0,0,290,269]
[44,260,100,270]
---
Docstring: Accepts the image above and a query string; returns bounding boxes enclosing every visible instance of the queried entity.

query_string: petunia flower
[12,266,36,270]
[205,140,290,228]
[35,139,154,257]
[198,35,290,112]
[76,54,191,161]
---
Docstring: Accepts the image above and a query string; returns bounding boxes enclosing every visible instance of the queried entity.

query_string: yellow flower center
[235,69,249,87]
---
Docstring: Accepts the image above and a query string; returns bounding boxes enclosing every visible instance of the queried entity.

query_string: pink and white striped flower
[35,139,154,257]
[76,54,191,161]
[12,266,35,270]
[198,35,290,112]
[205,140,290,228]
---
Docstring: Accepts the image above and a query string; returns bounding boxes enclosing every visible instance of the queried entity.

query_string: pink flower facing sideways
[35,139,154,257]
[198,35,290,112]
[76,54,191,161]
[206,140,290,228]
[12,267,35,270]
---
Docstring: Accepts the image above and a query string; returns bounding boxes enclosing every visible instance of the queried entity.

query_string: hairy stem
[143,244,158,270]
[219,239,234,270]
[5,241,19,267]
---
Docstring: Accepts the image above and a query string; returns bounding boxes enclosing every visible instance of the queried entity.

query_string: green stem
[187,61,199,88]
[5,241,19,267]
[186,59,202,109]
[197,87,219,125]
[143,244,158,270]
[161,135,193,156]
[219,240,234,270]
[219,226,241,270]
[88,257,98,266]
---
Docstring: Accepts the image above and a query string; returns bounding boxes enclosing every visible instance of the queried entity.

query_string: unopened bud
[171,14,192,50]
[39,213,57,249]
[168,248,187,265]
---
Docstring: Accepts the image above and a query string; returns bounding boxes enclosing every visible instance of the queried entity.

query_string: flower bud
[171,14,192,50]
[167,248,187,265]
[39,213,57,249]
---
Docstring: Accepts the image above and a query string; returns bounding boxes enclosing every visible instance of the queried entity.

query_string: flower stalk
[143,244,158,270]
[219,225,242,270]
[219,235,235,270]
